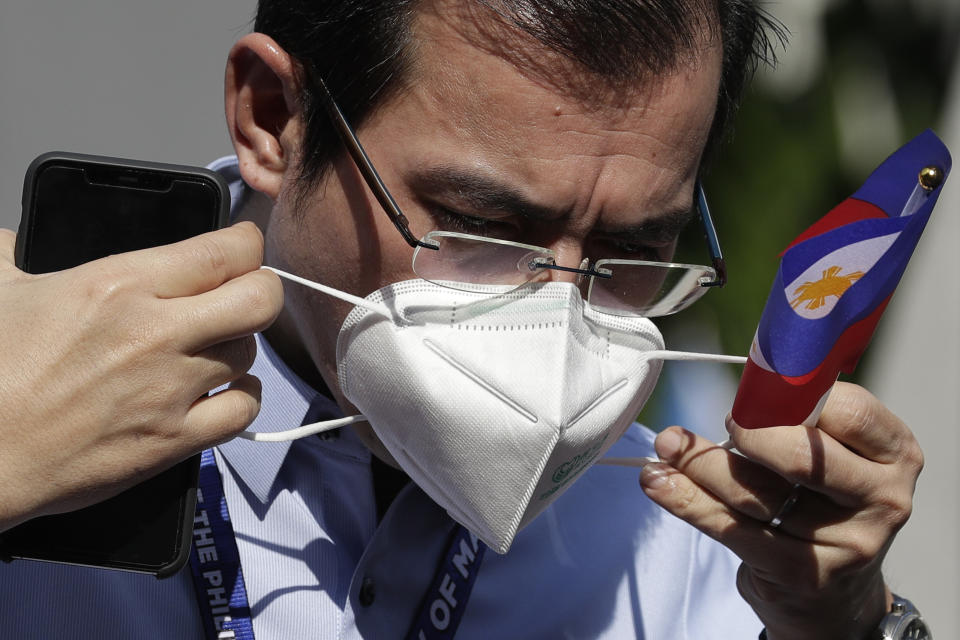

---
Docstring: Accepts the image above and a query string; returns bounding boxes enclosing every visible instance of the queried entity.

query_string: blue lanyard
[189,449,255,640]
[404,525,487,640]
[189,447,486,640]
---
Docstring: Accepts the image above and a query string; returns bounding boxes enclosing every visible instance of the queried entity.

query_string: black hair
[255,0,782,197]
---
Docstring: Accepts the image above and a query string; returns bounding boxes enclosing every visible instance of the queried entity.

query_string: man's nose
[542,242,593,297]
[547,242,584,282]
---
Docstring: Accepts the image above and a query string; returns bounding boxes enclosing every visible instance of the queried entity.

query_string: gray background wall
[1,0,956,634]
[0,0,255,221]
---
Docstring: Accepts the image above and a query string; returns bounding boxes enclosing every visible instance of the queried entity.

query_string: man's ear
[225,33,302,200]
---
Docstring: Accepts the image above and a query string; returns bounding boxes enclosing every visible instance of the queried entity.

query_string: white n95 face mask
[335,279,664,554]
[249,268,746,555]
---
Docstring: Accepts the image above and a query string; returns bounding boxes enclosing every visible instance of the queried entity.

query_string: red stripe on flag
[781,198,888,255]
[732,295,892,428]
[732,359,829,428]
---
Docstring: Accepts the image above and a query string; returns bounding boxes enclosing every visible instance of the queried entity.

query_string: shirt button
[358,576,376,607]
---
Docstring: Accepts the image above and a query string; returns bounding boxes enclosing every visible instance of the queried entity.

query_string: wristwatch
[878,594,932,640]
[757,594,931,640]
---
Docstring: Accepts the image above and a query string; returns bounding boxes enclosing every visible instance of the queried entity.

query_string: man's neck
[235,189,337,402]
[262,322,335,400]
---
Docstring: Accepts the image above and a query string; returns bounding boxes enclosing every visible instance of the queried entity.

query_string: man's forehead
[396,0,725,174]
[408,0,722,108]
[393,5,723,185]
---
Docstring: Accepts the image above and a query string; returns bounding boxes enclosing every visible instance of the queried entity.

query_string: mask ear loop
[236,267,385,442]
[238,414,369,442]
[644,351,746,365]
[597,351,748,468]
[263,267,392,318]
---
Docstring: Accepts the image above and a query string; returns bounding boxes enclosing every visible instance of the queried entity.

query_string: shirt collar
[216,333,343,503]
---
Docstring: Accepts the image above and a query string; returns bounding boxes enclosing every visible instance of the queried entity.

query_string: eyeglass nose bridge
[528,256,613,280]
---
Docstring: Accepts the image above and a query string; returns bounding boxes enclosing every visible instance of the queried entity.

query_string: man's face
[261,7,722,454]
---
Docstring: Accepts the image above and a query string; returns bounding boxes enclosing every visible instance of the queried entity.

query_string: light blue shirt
[0,336,762,640]
[0,158,763,639]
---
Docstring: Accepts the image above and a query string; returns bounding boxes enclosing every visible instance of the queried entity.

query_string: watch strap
[879,594,932,640]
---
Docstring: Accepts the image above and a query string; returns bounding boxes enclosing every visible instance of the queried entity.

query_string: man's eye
[429,207,515,238]
[438,209,489,232]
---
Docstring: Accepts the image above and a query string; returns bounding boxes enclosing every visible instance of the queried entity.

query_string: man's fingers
[727,418,886,509]
[816,382,921,467]
[653,427,796,523]
[183,374,263,447]
[174,267,283,352]
[189,336,258,396]
[642,458,897,620]
[639,461,813,575]
[653,427,870,543]
[123,222,266,298]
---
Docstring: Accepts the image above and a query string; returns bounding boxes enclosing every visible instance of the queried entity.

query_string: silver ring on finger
[769,484,802,530]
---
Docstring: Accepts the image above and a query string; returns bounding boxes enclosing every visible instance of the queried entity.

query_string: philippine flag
[731,130,951,429]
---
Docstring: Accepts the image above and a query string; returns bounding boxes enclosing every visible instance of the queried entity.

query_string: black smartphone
[0,152,230,578]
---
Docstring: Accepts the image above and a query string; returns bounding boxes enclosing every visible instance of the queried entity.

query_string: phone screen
[2,153,229,577]
[23,162,221,271]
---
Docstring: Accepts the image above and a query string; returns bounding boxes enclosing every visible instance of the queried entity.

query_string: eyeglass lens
[413,232,553,290]
[413,232,715,316]
[587,261,714,317]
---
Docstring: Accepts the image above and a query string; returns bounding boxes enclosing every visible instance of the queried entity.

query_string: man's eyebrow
[409,166,564,220]
[594,205,698,243]
[410,165,698,239]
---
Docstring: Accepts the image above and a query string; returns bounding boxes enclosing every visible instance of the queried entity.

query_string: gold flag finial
[919,165,944,192]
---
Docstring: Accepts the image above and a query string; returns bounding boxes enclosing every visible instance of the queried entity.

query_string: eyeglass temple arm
[696,181,727,287]
[316,79,436,250]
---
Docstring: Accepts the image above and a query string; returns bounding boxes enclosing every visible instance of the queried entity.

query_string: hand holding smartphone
[0,153,282,576]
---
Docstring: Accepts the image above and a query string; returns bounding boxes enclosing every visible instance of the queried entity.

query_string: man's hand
[640,382,922,640]
[0,221,283,532]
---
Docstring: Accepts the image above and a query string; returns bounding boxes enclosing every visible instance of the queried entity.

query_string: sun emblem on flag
[790,265,865,310]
